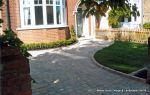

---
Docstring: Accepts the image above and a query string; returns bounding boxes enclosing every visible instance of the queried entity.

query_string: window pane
[46,0,53,4]
[56,0,60,5]
[128,16,132,22]
[50,0,53,4]
[62,0,65,5]
[46,0,49,4]
[63,7,66,24]
[47,6,54,24]
[34,0,38,4]
[39,0,42,4]
[34,0,42,4]
[23,0,30,5]
[121,17,124,22]
[35,6,43,25]
[23,0,25,4]
[24,8,31,25]
[56,6,61,24]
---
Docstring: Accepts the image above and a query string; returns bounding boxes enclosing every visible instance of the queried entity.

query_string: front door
[76,8,83,37]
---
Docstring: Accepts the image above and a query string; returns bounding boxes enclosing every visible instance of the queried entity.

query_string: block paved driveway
[29,38,150,95]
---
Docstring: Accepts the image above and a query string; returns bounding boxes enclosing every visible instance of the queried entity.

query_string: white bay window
[20,0,67,29]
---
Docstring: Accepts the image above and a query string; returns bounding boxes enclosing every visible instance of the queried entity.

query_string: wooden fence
[0,27,2,35]
[96,28,150,44]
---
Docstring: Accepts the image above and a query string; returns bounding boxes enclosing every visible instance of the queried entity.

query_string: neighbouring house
[100,0,144,29]
[144,0,150,23]
[0,0,148,43]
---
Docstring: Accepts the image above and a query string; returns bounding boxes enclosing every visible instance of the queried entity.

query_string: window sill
[17,25,69,30]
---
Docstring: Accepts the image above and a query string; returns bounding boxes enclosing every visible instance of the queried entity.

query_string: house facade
[1,0,147,43]
[1,0,95,43]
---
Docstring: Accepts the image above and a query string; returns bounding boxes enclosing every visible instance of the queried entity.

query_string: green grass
[94,41,147,74]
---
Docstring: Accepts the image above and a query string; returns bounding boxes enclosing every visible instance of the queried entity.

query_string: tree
[108,4,140,28]
[80,0,139,29]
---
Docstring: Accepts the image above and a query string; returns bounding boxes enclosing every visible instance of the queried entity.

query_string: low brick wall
[17,27,70,44]
[1,45,32,95]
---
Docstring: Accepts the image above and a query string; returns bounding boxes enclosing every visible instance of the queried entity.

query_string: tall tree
[80,0,139,29]
[108,4,140,28]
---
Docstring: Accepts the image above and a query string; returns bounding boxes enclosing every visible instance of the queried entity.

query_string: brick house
[1,0,95,44]
[1,0,148,44]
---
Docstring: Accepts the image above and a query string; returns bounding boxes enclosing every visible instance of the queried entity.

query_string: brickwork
[1,45,32,95]
[2,0,17,31]
[17,27,70,44]
[1,0,7,31]
[67,0,79,27]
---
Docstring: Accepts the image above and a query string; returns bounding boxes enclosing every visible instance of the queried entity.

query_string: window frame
[19,0,67,29]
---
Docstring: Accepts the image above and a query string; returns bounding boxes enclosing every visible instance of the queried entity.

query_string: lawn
[94,41,148,74]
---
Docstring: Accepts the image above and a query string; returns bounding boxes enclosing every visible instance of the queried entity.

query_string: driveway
[29,38,150,95]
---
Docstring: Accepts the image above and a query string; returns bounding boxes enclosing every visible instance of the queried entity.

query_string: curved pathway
[29,38,150,95]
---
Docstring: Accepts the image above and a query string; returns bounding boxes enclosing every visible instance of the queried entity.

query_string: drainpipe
[5,0,11,30]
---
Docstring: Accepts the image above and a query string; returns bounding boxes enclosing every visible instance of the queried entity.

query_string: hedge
[143,23,150,29]
[21,26,77,50]
[21,38,76,50]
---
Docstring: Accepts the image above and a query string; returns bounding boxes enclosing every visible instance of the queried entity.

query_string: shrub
[143,23,150,29]
[70,25,76,38]
[0,30,31,57]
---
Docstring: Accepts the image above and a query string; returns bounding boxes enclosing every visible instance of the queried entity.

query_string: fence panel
[96,28,150,44]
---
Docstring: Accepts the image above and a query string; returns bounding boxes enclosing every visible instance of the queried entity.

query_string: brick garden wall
[1,46,32,95]
[147,38,150,84]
